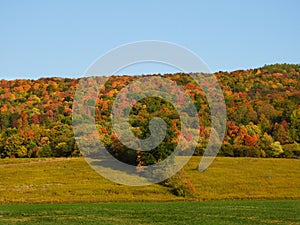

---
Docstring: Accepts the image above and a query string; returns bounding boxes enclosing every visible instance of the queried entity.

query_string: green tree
[49,123,75,157]
[289,109,300,142]
[4,133,27,158]
[270,141,284,157]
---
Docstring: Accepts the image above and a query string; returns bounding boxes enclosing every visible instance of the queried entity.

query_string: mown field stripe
[0,201,299,225]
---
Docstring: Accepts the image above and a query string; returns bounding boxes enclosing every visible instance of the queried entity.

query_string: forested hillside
[0,64,299,161]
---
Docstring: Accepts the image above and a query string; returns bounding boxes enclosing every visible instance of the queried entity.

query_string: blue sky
[0,0,299,79]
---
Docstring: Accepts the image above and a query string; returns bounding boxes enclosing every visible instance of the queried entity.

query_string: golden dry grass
[0,157,299,204]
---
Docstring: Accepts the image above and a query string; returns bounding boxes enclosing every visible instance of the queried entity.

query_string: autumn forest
[0,64,299,163]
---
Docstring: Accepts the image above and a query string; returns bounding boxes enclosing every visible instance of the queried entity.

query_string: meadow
[0,157,299,204]
[0,157,299,224]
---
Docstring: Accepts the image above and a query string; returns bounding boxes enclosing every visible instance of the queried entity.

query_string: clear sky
[0,0,299,79]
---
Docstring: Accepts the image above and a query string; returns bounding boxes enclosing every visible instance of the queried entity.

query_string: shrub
[219,144,234,157]
[39,145,52,158]
[282,143,300,158]
[162,169,195,197]
[233,146,261,157]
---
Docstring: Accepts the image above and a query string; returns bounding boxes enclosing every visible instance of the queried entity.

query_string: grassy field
[185,157,300,201]
[0,201,299,225]
[0,157,299,204]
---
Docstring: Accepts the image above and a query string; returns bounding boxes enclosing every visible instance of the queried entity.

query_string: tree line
[0,64,299,163]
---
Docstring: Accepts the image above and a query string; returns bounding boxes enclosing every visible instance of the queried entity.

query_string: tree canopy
[0,64,299,161]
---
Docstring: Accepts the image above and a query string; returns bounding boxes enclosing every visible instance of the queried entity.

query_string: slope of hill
[0,64,299,161]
